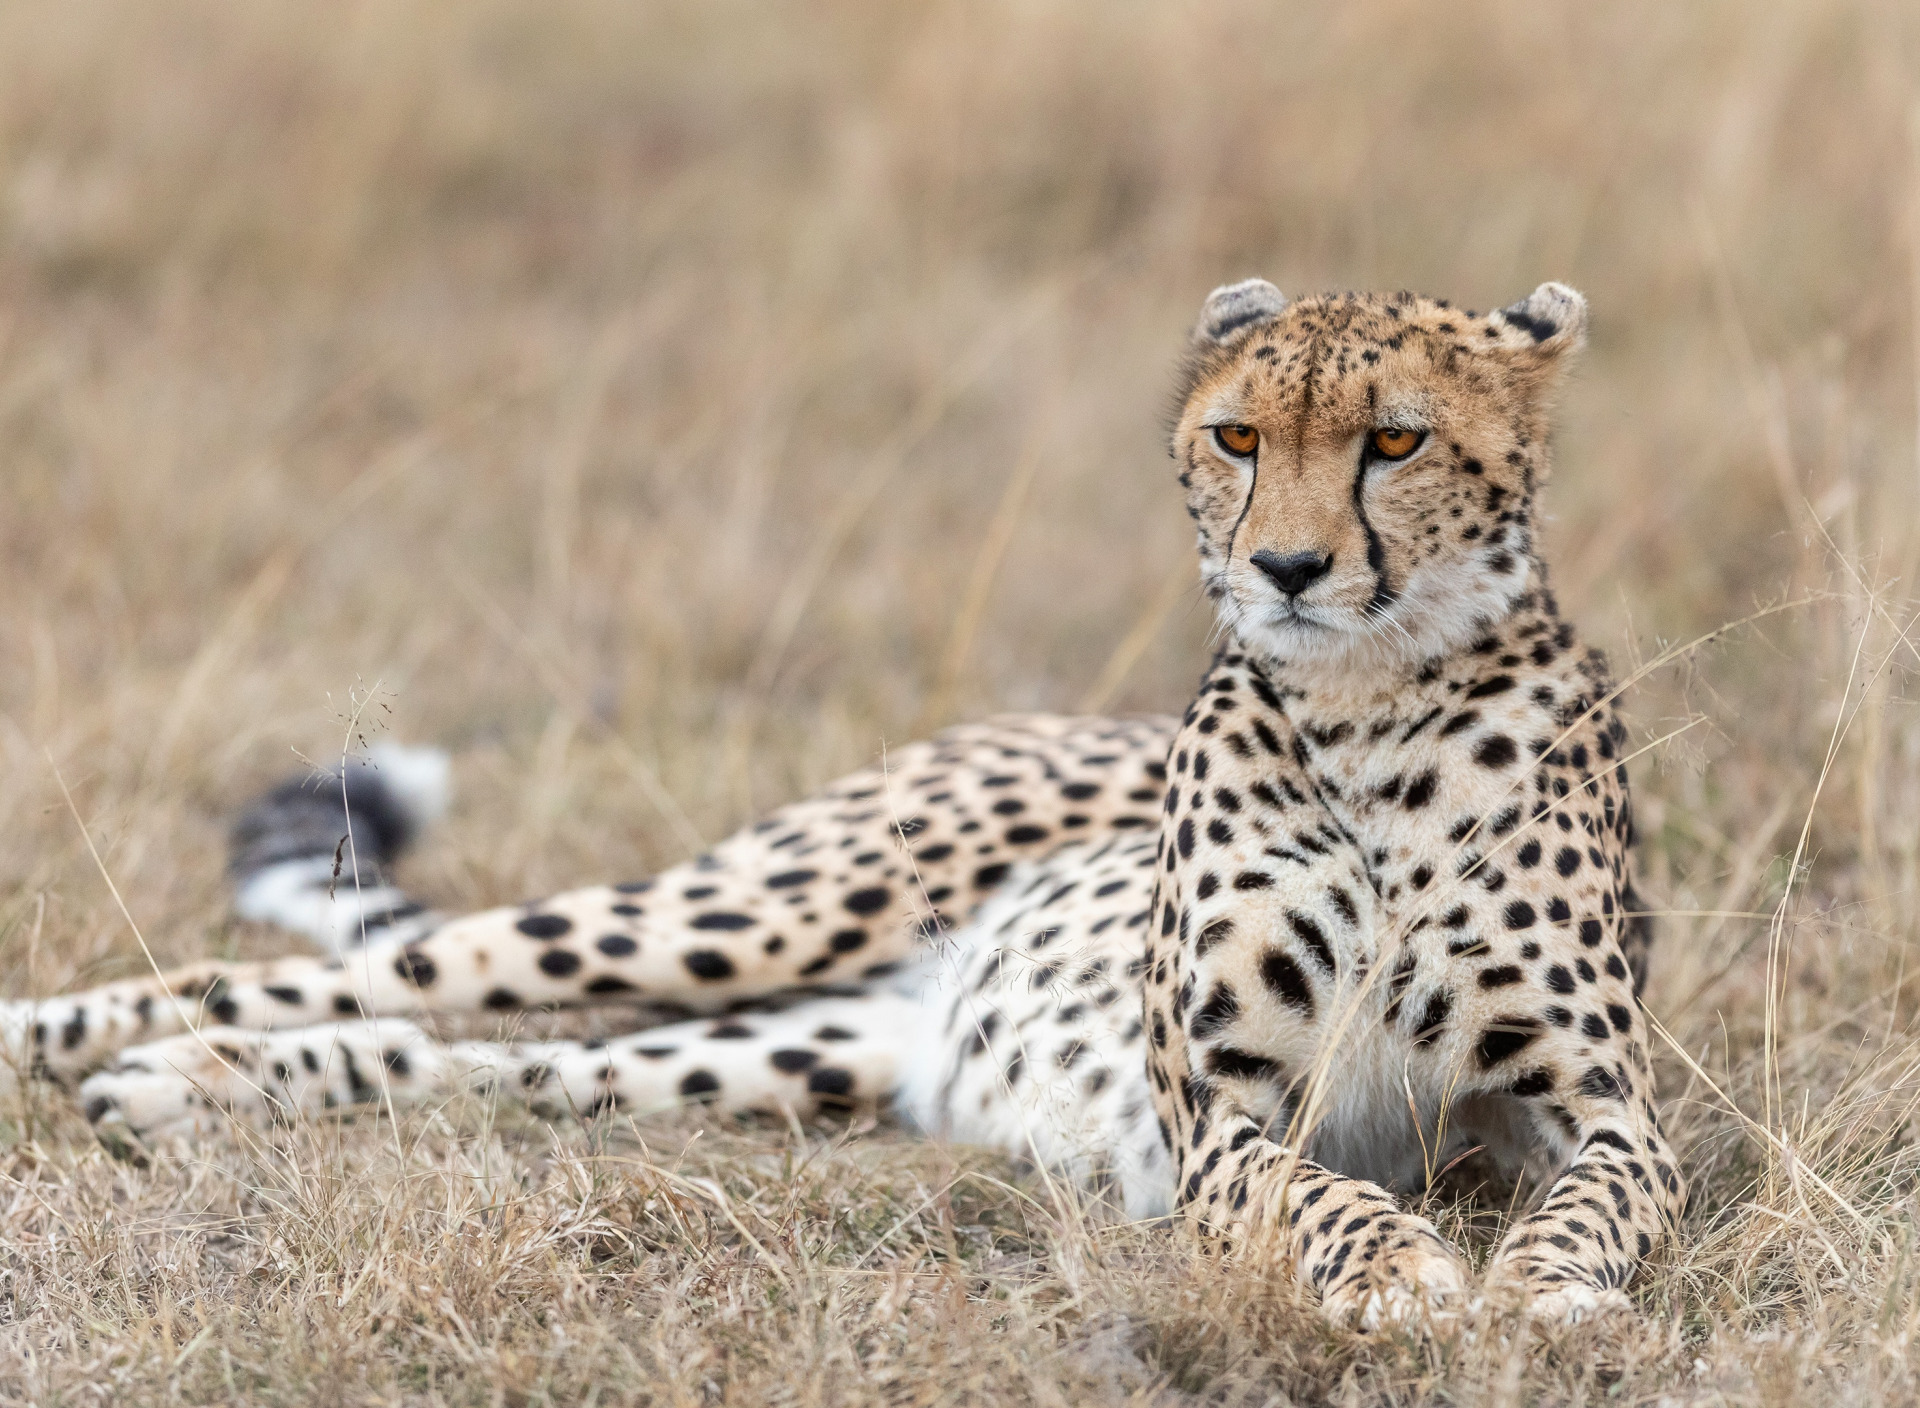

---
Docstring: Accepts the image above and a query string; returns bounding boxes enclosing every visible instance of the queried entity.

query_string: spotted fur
[7,281,1683,1328]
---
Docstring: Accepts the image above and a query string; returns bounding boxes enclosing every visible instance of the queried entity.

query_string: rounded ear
[1495,282,1588,353]
[1194,278,1288,345]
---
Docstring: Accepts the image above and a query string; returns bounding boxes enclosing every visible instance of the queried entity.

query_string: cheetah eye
[1369,427,1424,460]
[1213,425,1259,458]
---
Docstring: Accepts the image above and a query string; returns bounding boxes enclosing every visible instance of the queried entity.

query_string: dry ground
[3,0,1920,1402]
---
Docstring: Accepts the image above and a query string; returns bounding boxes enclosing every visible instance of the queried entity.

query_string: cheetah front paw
[1316,1226,1471,1333]
[1506,1282,1633,1325]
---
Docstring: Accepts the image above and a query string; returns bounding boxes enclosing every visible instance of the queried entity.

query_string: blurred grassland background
[3,0,1920,1402]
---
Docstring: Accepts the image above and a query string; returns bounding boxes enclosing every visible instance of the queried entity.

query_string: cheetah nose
[1250,549,1333,597]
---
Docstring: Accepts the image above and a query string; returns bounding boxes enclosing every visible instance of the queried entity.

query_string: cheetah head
[1171,281,1587,672]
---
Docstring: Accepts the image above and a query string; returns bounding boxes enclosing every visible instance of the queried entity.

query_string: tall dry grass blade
[918,422,1048,733]
[1078,559,1195,714]
[445,562,704,855]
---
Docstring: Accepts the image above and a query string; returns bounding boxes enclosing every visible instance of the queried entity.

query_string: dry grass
[2,0,1920,1400]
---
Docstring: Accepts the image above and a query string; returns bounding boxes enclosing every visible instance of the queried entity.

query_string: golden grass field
[3,0,1920,1401]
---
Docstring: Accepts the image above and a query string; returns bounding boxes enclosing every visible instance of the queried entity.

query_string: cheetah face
[1171,280,1587,671]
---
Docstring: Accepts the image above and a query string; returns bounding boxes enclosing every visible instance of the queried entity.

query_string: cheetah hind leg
[78,993,920,1150]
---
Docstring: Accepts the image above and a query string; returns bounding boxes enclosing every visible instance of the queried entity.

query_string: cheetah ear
[1494,282,1588,356]
[1194,278,1288,345]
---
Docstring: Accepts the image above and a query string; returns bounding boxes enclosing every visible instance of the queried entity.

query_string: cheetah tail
[228,743,450,955]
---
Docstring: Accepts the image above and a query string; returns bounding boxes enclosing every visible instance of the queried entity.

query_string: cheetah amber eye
[1214,424,1259,457]
[1370,427,1424,460]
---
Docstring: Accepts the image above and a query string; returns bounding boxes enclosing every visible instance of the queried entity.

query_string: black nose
[1250,549,1333,596]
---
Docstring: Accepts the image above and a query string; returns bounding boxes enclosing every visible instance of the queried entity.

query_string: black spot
[1607,1003,1634,1032]
[1260,949,1315,1015]
[1190,984,1241,1040]
[771,1048,818,1072]
[1582,1013,1609,1040]
[1206,1047,1283,1081]
[1579,1066,1626,1100]
[1403,770,1438,809]
[482,988,522,1011]
[709,1022,755,1039]
[597,933,638,958]
[1546,965,1576,994]
[1478,965,1524,988]
[1504,900,1537,929]
[808,1068,856,1100]
[393,950,437,987]
[1327,887,1359,927]
[1516,840,1542,868]
[1474,735,1518,769]
[538,949,582,978]
[1195,918,1233,957]
[519,1062,553,1090]
[1005,825,1050,845]
[814,1025,857,1042]
[334,993,362,1016]
[264,985,306,1006]
[830,929,868,953]
[1510,1068,1555,1097]
[516,914,573,940]
[692,912,756,931]
[1287,912,1336,972]
[767,870,817,889]
[974,863,1010,889]
[680,1070,722,1100]
[586,976,638,995]
[1476,1018,1542,1067]
[1413,991,1451,1045]
[1555,847,1582,877]
[684,950,737,981]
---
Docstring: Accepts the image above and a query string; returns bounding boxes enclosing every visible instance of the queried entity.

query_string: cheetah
[5,279,1683,1328]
